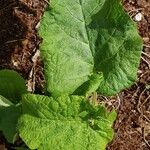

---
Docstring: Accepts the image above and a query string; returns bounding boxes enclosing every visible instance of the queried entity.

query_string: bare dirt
[0,0,46,93]
[0,0,149,150]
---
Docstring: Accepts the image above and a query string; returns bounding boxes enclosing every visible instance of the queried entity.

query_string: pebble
[134,13,143,22]
[143,37,149,43]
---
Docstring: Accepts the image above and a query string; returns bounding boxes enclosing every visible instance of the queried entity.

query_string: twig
[128,8,143,14]
[142,52,150,59]
[143,115,150,122]
[5,39,25,44]
[144,44,150,48]
[137,89,146,114]
[141,56,150,69]
[137,90,150,122]
[143,128,150,148]
[116,94,121,110]
[142,95,150,106]
[43,0,50,5]
[131,86,140,100]
[139,70,149,79]
[100,95,109,101]
[142,95,150,122]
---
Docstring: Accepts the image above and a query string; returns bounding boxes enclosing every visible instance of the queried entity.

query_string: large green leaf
[39,0,142,96]
[0,95,21,143]
[0,70,27,103]
[18,94,116,150]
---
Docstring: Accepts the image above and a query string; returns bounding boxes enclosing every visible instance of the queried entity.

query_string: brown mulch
[0,0,150,150]
[0,0,46,93]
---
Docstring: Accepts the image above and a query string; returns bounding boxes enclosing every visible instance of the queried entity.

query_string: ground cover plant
[0,0,143,149]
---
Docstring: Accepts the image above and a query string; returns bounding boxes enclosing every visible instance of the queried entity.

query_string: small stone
[12,60,19,67]
[143,37,149,43]
[134,13,143,22]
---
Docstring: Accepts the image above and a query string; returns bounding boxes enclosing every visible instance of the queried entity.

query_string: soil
[0,0,150,150]
[0,0,46,93]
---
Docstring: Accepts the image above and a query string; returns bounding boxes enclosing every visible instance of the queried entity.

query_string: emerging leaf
[39,0,143,96]
[74,73,104,96]
[18,94,116,150]
[0,70,27,104]
[0,95,21,143]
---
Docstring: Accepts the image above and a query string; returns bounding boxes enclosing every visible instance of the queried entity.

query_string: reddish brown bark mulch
[0,0,46,92]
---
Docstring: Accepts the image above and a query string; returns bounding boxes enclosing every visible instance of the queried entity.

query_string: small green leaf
[0,70,27,103]
[39,0,142,96]
[18,94,116,150]
[0,95,21,143]
[74,73,103,96]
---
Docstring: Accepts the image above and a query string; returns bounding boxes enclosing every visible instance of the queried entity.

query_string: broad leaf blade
[90,0,143,95]
[39,4,94,96]
[18,94,116,150]
[39,0,142,96]
[0,95,21,143]
[0,70,27,103]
